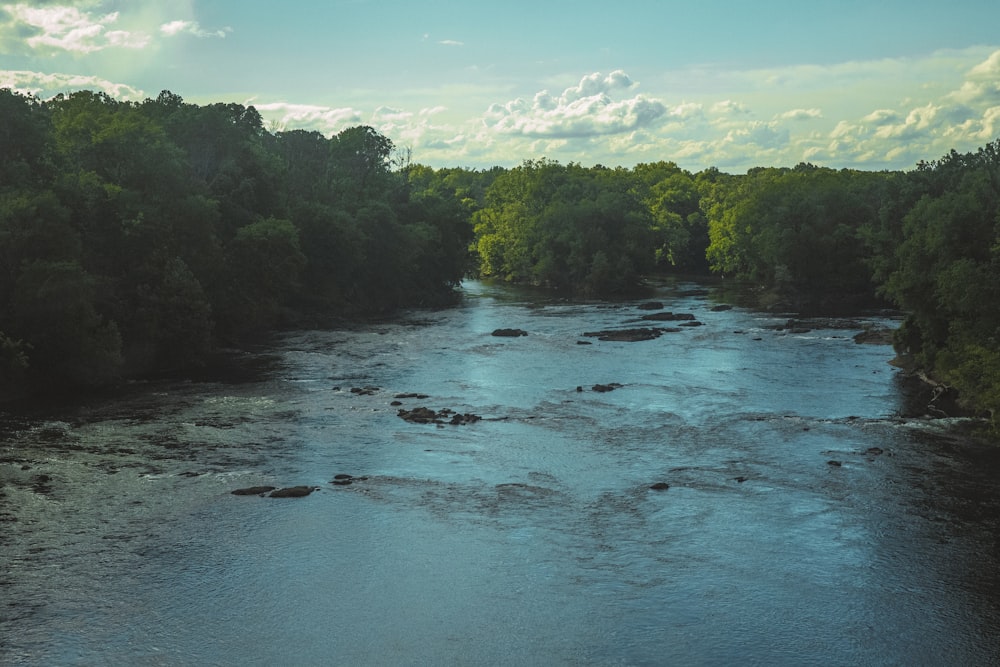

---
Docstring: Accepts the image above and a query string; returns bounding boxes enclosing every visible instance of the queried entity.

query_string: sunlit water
[2,280,999,666]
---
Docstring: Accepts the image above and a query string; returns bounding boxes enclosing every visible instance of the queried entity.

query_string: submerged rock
[637,301,664,310]
[591,383,623,393]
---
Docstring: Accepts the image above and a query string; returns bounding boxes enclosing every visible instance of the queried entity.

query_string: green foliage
[703,165,884,295]
[9,260,122,386]
[0,89,476,395]
[0,88,52,189]
[876,141,1000,423]
[473,160,655,294]
[937,341,1000,427]
[631,161,707,272]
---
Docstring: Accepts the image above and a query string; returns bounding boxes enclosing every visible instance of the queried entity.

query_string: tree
[9,260,122,386]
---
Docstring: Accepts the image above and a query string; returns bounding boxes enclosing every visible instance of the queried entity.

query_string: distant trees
[471,159,706,294]
[0,89,472,396]
[702,164,886,304]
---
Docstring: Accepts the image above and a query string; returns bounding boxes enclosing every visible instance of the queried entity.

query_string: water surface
[2,280,998,665]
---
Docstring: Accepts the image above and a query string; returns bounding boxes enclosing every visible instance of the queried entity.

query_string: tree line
[0,89,472,395]
[1,88,997,426]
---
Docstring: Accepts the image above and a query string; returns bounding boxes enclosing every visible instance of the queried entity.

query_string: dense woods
[1,88,998,428]
[0,89,473,395]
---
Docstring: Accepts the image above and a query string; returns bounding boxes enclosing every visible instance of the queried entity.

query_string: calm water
[2,279,999,666]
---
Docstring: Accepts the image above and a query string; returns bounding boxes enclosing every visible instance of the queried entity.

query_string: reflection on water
[1,279,998,666]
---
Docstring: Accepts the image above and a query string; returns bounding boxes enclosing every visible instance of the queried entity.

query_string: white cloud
[438,39,463,46]
[669,102,704,120]
[254,101,364,134]
[482,70,666,138]
[861,109,900,124]
[0,68,144,99]
[725,121,789,149]
[3,3,150,53]
[710,100,750,116]
[777,108,822,121]
[160,19,231,39]
[969,49,1000,78]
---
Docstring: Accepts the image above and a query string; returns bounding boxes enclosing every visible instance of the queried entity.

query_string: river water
[1,279,999,666]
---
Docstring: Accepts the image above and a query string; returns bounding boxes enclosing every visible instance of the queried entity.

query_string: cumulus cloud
[254,101,364,134]
[969,49,1000,78]
[1,3,150,53]
[777,108,822,121]
[483,70,667,138]
[160,20,231,39]
[710,100,750,116]
[0,68,144,99]
[669,102,704,120]
[724,121,789,149]
[0,3,231,55]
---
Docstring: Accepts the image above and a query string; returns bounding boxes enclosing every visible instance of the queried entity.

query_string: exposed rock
[583,327,670,342]
[711,305,734,312]
[269,486,318,498]
[330,474,369,486]
[853,327,895,345]
[449,412,482,426]
[827,460,842,467]
[394,392,430,399]
[491,328,528,337]
[592,383,623,393]
[397,406,482,425]
[637,301,664,310]
[350,386,380,395]
[640,311,696,322]
[232,486,277,496]
[649,482,671,491]
[679,321,704,327]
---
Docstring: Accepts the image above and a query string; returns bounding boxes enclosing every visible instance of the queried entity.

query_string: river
[1,279,998,666]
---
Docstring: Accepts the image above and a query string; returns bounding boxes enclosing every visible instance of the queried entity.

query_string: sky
[2,0,1000,172]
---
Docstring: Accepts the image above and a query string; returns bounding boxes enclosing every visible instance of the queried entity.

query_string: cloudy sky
[2,0,1000,172]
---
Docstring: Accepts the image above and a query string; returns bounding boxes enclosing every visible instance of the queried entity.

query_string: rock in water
[269,486,317,498]
[231,486,277,496]
[491,328,528,337]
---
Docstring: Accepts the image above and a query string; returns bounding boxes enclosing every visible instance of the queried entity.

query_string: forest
[1,89,998,427]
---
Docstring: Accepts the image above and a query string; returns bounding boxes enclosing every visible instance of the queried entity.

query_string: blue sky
[2,0,1000,172]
